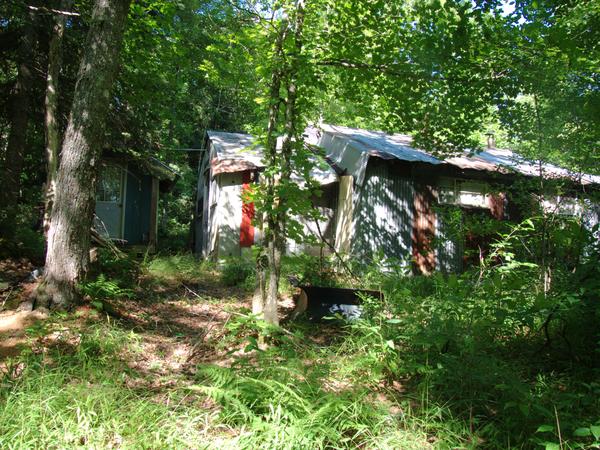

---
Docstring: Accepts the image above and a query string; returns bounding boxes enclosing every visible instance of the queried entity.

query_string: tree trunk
[254,18,288,321]
[43,0,72,236]
[38,0,131,309]
[0,22,35,237]
[263,0,306,326]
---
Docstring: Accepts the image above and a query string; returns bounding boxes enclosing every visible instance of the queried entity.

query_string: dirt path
[0,259,44,359]
[0,310,49,359]
[113,285,249,376]
[0,257,296,389]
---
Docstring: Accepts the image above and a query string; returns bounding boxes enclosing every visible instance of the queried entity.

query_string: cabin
[94,154,177,247]
[194,131,337,259]
[195,125,600,272]
[306,124,600,273]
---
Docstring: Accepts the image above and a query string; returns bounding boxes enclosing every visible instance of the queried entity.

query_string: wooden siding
[412,185,436,274]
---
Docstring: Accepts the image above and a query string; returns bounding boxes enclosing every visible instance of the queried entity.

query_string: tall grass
[143,253,215,285]
[0,320,213,449]
[4,242,599,449]
[194,318,472,449]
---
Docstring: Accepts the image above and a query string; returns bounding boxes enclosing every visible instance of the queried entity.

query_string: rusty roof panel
[313,124,600,186]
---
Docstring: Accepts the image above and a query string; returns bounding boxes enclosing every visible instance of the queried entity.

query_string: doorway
[95,164,125,239]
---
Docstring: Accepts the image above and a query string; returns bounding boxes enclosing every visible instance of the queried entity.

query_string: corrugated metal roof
[312,124,600,186]
[207,131,265,172]
[206,130,337,185]
[323,125,441,165]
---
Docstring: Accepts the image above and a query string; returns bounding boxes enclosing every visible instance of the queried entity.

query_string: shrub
[94,248,139,286]
[80,274,135,306]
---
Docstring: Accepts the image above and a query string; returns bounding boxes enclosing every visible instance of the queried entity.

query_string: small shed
[307,124,600,274]
[195,131,338,259]
[94,154,177,247]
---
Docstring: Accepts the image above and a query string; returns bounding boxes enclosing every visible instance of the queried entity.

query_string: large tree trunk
[43,1,72,237]
[38,0,131,309]
[0,21,35,237]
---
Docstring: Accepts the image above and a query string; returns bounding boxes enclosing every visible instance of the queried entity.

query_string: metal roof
[206,130,338,185]
[311,124,600,186]
[206,130,265,172]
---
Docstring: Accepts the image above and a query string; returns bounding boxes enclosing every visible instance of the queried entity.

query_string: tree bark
[254,18,288,321]
[263,0,306,325]
[38,0,131,309]
[43,0,72,236]
[0,21,35,237]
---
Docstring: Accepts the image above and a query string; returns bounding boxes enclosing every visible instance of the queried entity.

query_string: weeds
[3,233,599,449]
[143,253,215,286]
[0,317,213,449]
[220,258,255,288]
[195,333,439,449]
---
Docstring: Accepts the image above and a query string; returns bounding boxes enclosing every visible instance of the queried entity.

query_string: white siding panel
[216,172,244,258]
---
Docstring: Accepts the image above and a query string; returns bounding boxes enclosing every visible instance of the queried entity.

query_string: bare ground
[0,258,295,384]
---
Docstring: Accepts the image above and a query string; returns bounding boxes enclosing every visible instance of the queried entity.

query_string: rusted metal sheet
[488,193,505,220]
[412,185,436,274]
[211,158,259,176]
[240,170,255,247]
[207,130,337,184]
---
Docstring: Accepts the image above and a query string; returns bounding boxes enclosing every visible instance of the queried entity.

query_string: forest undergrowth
[1,235,599,449]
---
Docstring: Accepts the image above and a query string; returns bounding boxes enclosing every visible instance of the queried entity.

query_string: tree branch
[317,59,505,84]
[27,5,80,17]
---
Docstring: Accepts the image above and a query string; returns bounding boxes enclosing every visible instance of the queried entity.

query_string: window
[96,165,123,202]
[438,178,489,209]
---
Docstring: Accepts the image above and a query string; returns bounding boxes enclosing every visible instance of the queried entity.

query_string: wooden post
[334,175,354,254]
[149,177,159,251]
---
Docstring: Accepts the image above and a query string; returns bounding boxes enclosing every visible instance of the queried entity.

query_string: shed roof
[308,124,600,187]
[206,130,338,185]
[101,151,179,192]
[207,131,264,174]
[143,156,179,181]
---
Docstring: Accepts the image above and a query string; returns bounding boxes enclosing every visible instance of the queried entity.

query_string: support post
[334,175,354,254]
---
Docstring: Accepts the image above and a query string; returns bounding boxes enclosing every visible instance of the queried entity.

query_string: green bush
[157,218,190,253]
[80,274,135,306]
[195,316,449,449]
[94,248,139,285]
[337,218,600,448]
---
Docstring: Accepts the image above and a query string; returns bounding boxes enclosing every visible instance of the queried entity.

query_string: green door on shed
[95,164,125,239]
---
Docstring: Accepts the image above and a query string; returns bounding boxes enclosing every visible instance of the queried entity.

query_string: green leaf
[590,425,600,440]
[244,336,259,353]
[574,427,592,437]
[544,443,560,450]
[536,424,554,433]
[518,403,530,416]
